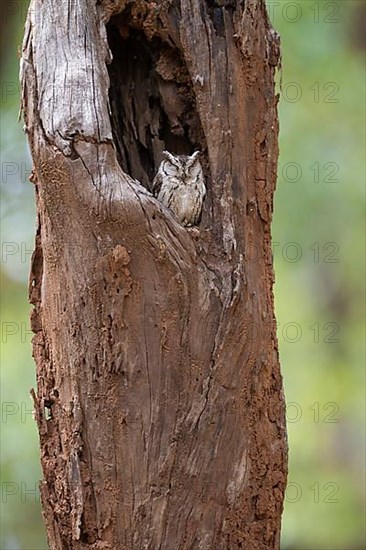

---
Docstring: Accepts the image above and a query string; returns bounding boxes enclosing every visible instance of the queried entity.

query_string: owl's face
[161,151,202,185]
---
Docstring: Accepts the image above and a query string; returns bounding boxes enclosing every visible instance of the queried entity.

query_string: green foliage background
[0,1,365,548]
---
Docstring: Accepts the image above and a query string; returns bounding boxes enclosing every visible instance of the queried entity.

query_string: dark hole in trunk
[205,0,236,37]
[106,14,206,191]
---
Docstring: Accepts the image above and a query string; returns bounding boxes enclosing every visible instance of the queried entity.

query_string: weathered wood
[21,0,287,548]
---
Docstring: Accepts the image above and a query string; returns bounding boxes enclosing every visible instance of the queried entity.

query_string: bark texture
[21,0,287,548]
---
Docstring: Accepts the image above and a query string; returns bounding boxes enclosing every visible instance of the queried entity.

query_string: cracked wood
[21,0,287,548]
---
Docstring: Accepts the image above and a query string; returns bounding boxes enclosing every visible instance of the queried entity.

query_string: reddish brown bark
[21,0,287,548]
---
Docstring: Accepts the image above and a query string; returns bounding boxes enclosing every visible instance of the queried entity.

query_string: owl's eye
[187,163,201,178]
[164,162,179,176]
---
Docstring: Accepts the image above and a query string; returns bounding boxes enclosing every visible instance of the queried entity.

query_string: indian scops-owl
[152,151,206,227]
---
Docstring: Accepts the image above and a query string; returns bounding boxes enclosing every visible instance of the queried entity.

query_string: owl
[152,151,206,227]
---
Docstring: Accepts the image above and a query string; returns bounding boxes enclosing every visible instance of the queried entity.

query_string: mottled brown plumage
[152,151,206,227]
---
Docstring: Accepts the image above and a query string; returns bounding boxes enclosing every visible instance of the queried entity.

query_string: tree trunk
[21,0,287,548]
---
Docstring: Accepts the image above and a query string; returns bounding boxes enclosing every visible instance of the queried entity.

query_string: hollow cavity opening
[107,14,206,190]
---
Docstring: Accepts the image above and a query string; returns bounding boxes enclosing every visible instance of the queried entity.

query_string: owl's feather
[152,151,206,227]
[152,170,164,196]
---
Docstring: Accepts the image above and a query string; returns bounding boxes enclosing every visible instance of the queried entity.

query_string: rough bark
[21,0,287,548]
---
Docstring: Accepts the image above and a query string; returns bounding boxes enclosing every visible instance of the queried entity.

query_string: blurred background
[0,0,365,548]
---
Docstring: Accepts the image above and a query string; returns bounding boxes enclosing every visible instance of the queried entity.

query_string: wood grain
[21,0,287,548]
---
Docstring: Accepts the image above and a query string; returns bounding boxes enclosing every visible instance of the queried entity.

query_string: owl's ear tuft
[162,151,178,165]
[187,150,201,165]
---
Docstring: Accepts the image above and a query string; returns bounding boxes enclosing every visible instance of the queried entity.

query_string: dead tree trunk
[21,0,287,548]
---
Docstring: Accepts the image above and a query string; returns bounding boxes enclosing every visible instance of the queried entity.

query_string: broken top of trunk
[21,0,280,243]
